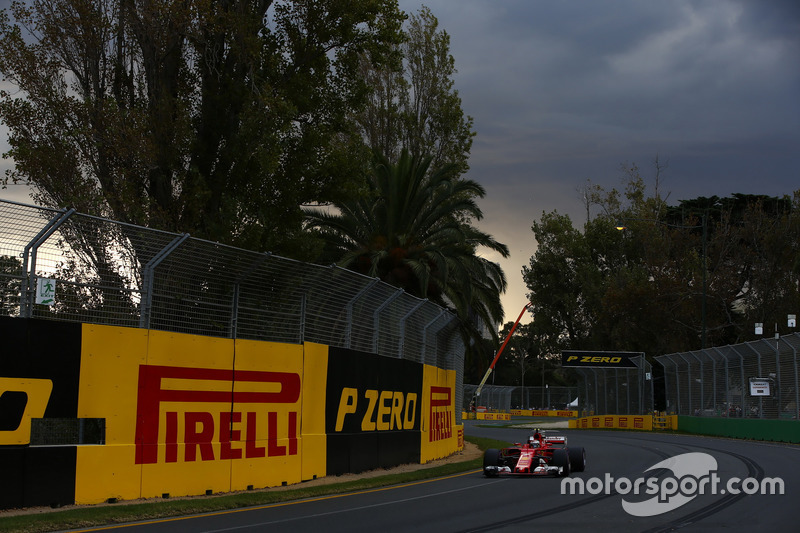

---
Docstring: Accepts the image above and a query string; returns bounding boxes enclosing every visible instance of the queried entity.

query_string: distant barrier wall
[568,413,800,443]
[461,412,511,421]
[509,409,578,417]
[0,318,460,509]
[569,415,654,431]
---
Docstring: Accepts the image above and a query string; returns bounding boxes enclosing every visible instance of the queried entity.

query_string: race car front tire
[483,448,501,477]
[551,449,571,477]
[568,447,586,472]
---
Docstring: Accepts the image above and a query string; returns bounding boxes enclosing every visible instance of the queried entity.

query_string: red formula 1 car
[483,429,586,477]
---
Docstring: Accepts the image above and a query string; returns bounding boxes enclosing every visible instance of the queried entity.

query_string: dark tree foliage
[0,0,405,259]
[523,168,799,367]
[305,150,508,350]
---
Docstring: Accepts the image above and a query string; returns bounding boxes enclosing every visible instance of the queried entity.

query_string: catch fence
[656,333,800,419]
[572,357,655,415]
[0,198,465,413]
[462,384,579,412]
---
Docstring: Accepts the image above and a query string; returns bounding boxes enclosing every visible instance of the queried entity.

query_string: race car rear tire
[551,449,571,477]
[568,447,586,472]
[483,448,501,476]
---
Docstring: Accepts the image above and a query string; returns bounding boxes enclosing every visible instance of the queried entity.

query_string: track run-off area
[67,421,797,533]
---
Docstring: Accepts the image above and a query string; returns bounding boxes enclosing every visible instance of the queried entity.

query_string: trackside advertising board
[78,326,316,503]
[0,318,81,508]
[323,347,459,474]
[325,347,423,475]
[0,318,458,508]
[561,350,642,368]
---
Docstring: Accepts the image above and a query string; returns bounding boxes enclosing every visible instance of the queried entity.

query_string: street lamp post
[616,213,708,349]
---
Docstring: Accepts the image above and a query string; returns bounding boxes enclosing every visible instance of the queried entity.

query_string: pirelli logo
[134,365,301,465]
[429,386,452,442]
[561,350,641,368]
[0,377,53,445]
[334,387,418,432]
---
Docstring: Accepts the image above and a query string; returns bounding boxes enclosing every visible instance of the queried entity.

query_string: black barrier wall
[325,348,423,475]
[0,317,82,508]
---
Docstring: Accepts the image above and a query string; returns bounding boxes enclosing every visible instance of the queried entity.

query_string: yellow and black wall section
[0,317,460,509]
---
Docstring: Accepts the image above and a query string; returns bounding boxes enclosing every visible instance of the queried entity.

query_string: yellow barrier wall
[75,326,311,503]
[510,409,578,417]
[569,415,654,430]
[3,320,460,507]
[75,325,148,503]
[477,412,511,421]
[300,342,328,482]
[420,365,458,463]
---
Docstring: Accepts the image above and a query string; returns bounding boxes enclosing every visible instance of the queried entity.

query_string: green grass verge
[0,436,508,533]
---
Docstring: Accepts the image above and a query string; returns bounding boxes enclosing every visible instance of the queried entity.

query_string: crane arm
[473,302,531,401]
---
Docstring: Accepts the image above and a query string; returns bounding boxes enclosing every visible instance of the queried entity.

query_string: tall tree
[524,165,799,361]
[305,150,508,344]
[0,255,23,316]
[356,5,474,175]
[0,0,404,257]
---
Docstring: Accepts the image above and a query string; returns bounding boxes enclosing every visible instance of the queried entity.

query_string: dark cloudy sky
[2,1,799,324]
[398,0,800,322]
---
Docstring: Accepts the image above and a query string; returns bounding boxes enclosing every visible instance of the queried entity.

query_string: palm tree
[305,150,509,344]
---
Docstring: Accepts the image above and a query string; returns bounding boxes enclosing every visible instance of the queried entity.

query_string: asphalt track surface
[67,422,798,533]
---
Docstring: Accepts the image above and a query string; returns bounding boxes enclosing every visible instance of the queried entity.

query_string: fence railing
[462,384,579,413]
[0,198,465,411]
[656,333,800,419]
[572,357,655,415]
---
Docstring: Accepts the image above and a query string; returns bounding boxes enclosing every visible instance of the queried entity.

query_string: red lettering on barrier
[604,416,613,428]
[429,386,453,442]
[634,417,644,429]
[165,411,178,463]
[246,412,266,458]
[185,412,215,461]
[135,365,300,464]
[220,411,242,460]
[619,417,628,428]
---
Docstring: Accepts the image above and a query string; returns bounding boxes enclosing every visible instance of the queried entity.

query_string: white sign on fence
[749,378,771,397]
[36,278,55,305]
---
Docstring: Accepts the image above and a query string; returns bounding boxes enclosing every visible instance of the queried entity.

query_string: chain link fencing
[0,198,465,416]
[572,358,655,415]
[462,384,580,412]
[656,333,800,419]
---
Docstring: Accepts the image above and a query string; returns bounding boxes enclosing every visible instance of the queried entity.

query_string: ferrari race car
[483,429,586,477]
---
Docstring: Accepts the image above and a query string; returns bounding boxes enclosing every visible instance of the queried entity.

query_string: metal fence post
[20,208,76,317]
[372,288,403,354]
[139,233,190,329]
[343,278,379,349]
[777,337,799,420]
[737,347,746,418]
[745,343,763,418]
[398,300,426,359]
[230,253,271,339]
[711,347,727,415]
[691,351,704,413]
[422,309,446,363]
